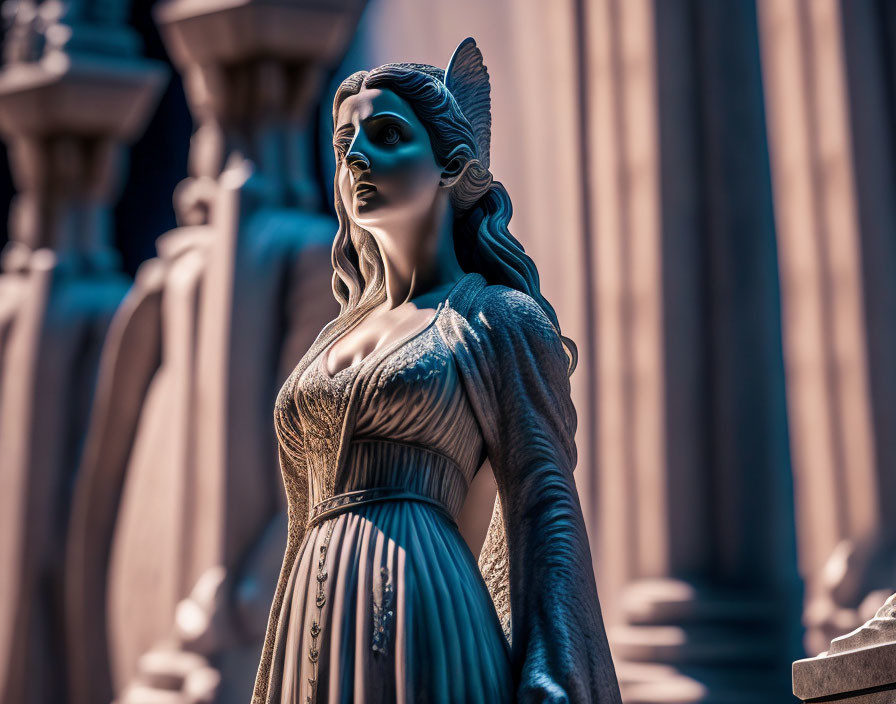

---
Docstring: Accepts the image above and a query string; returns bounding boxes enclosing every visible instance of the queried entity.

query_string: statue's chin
[351,193,386,221]
[350,209,415,234]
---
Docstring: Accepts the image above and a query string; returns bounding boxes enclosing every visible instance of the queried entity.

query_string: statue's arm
[468,286,622,704]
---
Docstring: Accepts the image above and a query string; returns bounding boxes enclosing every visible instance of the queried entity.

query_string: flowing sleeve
[461,285,622,704]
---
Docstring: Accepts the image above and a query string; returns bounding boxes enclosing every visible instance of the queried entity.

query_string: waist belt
[307,486,456,529]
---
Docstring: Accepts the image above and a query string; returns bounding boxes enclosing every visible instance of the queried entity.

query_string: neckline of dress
[317,272,475,381]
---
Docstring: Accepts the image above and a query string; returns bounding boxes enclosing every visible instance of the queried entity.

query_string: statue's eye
[379,124,401,146]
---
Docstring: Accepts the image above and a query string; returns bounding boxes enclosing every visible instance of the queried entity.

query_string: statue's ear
[445,37,491,170]
[439,155,466,188]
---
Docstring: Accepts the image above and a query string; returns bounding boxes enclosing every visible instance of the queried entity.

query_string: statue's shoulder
[468,284,554,336]
[442,280,562,367]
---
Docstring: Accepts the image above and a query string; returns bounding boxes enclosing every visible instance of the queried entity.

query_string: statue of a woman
[252,38,622,703]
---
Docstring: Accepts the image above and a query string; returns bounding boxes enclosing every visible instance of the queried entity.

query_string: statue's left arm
[456,285,622,704]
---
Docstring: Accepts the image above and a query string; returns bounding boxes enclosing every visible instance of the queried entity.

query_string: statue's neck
[373,197,464,309]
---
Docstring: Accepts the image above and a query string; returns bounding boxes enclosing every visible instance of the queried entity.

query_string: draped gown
[251,272,622,704]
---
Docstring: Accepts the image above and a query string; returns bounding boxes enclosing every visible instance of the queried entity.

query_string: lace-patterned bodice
[282,308,484,512]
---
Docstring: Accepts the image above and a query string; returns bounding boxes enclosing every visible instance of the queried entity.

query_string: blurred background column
[65,1,363,702]
[0,1,166,701]
[757,0,896,657]
[583,0,802,701]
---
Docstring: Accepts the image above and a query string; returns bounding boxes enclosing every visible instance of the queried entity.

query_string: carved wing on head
[445,37,492,169]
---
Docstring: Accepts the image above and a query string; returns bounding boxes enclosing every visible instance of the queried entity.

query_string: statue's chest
[294,326,456,442]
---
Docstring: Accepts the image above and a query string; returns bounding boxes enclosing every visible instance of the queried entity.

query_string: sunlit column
[757,0,880,655]
[584,1,801,700]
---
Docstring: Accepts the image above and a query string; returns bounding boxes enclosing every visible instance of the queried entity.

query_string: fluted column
[0,2,166,702]
[757,0,896,656]
[583,1,802,700]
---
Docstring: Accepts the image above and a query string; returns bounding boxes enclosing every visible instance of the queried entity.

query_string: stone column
[757,0,896,656]
[0,1,166,702]
[583,0,802,700]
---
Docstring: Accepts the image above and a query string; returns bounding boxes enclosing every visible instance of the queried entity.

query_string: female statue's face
[334,87,445,233]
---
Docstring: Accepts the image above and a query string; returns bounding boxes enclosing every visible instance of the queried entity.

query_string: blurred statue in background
[64,2,364,702]
[0,0,166,700]
[252,38,622,703]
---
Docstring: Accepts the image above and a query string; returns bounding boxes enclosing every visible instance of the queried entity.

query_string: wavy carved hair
[330,62,578,374]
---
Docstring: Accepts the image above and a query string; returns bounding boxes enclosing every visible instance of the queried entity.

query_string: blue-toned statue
[252,37,621,703]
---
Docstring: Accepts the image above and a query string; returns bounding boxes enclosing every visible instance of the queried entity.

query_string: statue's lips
[353,183,377,199]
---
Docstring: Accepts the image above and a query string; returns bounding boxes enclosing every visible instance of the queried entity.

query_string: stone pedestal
[793,593,896,703]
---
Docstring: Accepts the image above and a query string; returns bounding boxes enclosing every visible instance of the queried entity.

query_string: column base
[613,579,792,703]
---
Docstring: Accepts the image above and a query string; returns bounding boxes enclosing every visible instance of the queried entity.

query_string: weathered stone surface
[793,594,896,702]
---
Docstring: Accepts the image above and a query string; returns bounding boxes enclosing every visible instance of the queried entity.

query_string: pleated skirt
[273,501,514,704]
